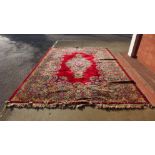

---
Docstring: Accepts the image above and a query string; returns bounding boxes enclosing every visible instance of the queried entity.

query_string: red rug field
[7,48,150,109]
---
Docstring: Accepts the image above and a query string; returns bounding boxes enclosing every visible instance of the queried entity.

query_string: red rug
[7,48,150,109]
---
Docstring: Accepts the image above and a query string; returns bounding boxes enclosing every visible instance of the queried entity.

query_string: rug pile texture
[7,48,149,109]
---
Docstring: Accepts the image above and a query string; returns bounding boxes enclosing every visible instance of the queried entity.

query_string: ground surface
[1,34,155,121]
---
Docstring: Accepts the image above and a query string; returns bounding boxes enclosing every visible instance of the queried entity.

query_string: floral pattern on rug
[7,48,149,109]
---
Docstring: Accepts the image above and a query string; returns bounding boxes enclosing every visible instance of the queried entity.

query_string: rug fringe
[5,100,152,110]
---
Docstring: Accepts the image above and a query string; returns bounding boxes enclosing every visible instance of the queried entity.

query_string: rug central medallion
[57,52,100,83]
[66,54,91,78]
